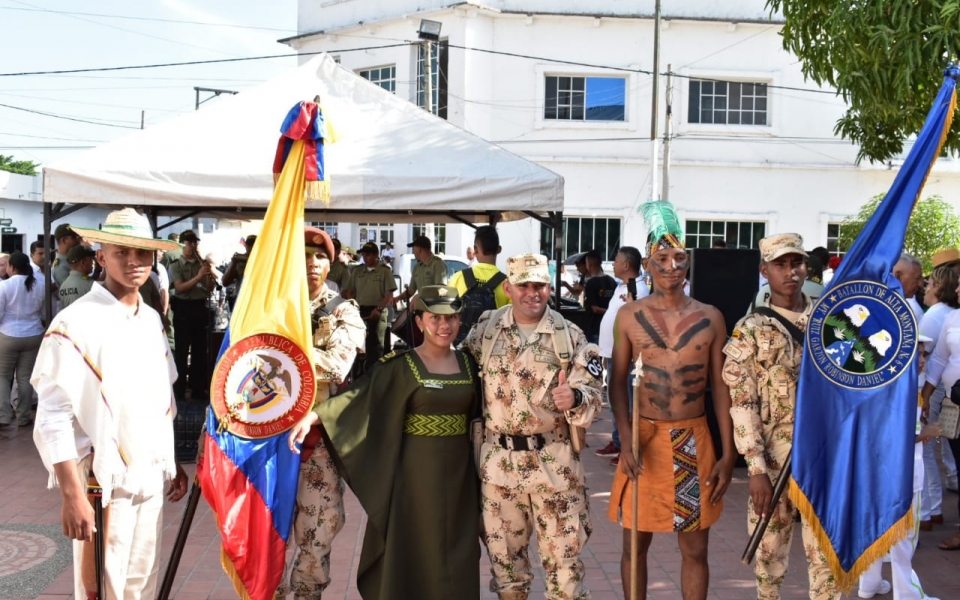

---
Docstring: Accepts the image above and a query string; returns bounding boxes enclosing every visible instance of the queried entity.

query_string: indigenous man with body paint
[722,234,840,600]
[608,200,736,600]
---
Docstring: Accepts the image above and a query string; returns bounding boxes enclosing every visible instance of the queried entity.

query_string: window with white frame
[417,41,448,118]
[826,223,847,257]
[411,223,447,255]
[540,217,622,260]
[688,79,768,126]
[308,221,339,239]
[358,223,393,248]
[358,65,396,93]
[685,220,766,249]
[544,76,626,121]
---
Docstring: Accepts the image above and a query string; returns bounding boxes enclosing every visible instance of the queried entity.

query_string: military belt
[486,427,568,451]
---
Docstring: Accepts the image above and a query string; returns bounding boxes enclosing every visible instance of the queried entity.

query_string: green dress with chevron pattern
[314,349,480,600]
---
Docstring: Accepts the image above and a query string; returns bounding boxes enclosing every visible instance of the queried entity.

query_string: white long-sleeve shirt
[925,307,960,393]
[31,283,178,501]
[0,274,45,337]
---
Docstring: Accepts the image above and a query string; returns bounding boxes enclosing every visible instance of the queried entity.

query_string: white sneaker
[858,580,891,598]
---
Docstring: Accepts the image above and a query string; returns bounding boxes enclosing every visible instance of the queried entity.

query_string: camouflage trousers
[277,438,345,600]
[749,442,839,600]
[481,482,592,600]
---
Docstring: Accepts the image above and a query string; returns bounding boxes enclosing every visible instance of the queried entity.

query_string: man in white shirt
[32,208,188,600]
[595,246,649,464]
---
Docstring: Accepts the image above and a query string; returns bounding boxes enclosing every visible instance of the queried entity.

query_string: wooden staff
[82,471,107,600]
[157,479,202,600]
[741,454,792,564]
[630,371,641,600]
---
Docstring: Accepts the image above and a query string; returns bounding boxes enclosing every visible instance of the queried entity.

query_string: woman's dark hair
[8,252,36,292]
[930,264,960,308]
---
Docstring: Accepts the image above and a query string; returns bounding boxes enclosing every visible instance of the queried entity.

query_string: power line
[0,131,108,142]
[0,102,141,128]
[0,5,296,32]
[0,145,95,149]
[0,44,412,77]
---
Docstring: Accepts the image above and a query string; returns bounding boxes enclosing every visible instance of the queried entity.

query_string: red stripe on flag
[198,436,288,600]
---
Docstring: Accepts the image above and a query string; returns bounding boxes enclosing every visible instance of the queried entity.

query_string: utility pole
[141,110,145,130]
[662,65,673,201]
[424,40,434,115]
[649,0,662,202]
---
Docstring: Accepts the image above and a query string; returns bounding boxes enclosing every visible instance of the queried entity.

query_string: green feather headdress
[640,200,685,256]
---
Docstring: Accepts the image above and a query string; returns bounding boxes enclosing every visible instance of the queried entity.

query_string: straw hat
[932,248,960,269]
[70,208,181,251]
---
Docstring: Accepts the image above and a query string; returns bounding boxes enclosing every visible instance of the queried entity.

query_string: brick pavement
[2,408,959,600]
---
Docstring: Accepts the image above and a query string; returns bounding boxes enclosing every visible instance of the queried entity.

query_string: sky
[0,0,300,168]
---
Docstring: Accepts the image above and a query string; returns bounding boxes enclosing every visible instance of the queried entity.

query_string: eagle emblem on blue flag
[809,280,917,389]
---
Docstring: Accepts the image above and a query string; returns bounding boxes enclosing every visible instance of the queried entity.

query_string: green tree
[0,154,39,176]
[767,0,960,163]
[838,194,960,272]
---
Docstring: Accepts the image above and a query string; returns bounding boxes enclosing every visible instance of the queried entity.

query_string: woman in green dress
[288,285,480,600]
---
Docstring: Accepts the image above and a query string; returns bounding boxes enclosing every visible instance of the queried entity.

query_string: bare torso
[620,295,722,420]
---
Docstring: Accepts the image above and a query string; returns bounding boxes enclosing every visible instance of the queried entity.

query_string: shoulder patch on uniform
[731,330,742,339]
[379,351,398,363]
[586,356,603,378]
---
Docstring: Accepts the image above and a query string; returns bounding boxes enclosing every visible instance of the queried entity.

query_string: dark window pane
[742,83,754,95]
[753,224,766,247]
[558,106,570,120]
[701,109,712,124]
[580,218,595,250]
[559,90,571,105]
[567,219,580,255]
[756,83,768,96]
[717,81,727,95]
[702,80,713,95]
[755,112,767,126]
[713,110,727,124]
[715,97,727,110]
[703,97,713,112]
[559,76,571,90]
[730,84,741,110]
[742,97,754,111]
[686,220,698,235]
[688,81,701,123]
[729,112,740,124]
[828,224,839,236]
[756,97,767,111]
[726,223,738,245]
[608,220,621,256]
[572,105,584,120]
[572,91,585,109]
[573,77,585,91]
[712,221,724,235]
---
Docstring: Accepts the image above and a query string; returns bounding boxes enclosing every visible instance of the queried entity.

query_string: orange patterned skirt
[608,415,723,533]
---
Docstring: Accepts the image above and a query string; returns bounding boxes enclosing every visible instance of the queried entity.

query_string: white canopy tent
[42,54,564,226]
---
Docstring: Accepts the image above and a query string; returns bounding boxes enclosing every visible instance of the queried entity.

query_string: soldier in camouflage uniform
[461,253,604,600]
[721,233,839,600]
[278,227,366,600]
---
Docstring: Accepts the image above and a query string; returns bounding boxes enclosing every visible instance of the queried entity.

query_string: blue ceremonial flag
[792,65,959,591]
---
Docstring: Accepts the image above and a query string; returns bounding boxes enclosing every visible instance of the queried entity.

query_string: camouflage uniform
[722,296,840,600]
[279,284,366,600]
[463,298,604,600]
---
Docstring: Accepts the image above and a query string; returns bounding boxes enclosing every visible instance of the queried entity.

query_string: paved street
[2,407,958,600]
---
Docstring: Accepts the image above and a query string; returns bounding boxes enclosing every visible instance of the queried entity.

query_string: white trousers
[73,458,165,600]
[859,494,938,600]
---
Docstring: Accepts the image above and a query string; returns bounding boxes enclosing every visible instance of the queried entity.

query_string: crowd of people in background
[8,213,960,600]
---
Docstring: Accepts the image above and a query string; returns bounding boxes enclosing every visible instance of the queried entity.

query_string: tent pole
[42,202,53,323]
[553,211,563,310]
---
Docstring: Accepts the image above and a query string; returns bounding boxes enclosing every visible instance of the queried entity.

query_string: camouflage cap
[507,253,551,285]
[759,233,807,263]
[413,285,463,315]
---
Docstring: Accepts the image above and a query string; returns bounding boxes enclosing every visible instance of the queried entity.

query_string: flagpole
[742,455,792,564]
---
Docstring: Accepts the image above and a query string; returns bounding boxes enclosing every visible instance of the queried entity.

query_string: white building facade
[295,2,957,260]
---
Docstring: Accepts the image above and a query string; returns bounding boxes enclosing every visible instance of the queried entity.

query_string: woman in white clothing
[0,252,46,427]
[921,269,960,551]
[917,265,960,529]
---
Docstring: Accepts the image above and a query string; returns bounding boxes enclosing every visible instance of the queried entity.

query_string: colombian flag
[197,102,330,599]
[791,66,959,591]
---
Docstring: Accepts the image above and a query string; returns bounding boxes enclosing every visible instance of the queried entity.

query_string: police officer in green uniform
[327,238,349,291]
[394,235,447,305]
[52,224,81,287]
[343,241,397,372]
[168,229,215,401]
[58,246,96,309]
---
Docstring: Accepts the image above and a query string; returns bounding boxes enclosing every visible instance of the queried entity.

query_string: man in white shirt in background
[594,246,649,465]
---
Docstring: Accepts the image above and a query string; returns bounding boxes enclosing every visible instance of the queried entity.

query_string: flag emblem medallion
[211,333,316,439]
